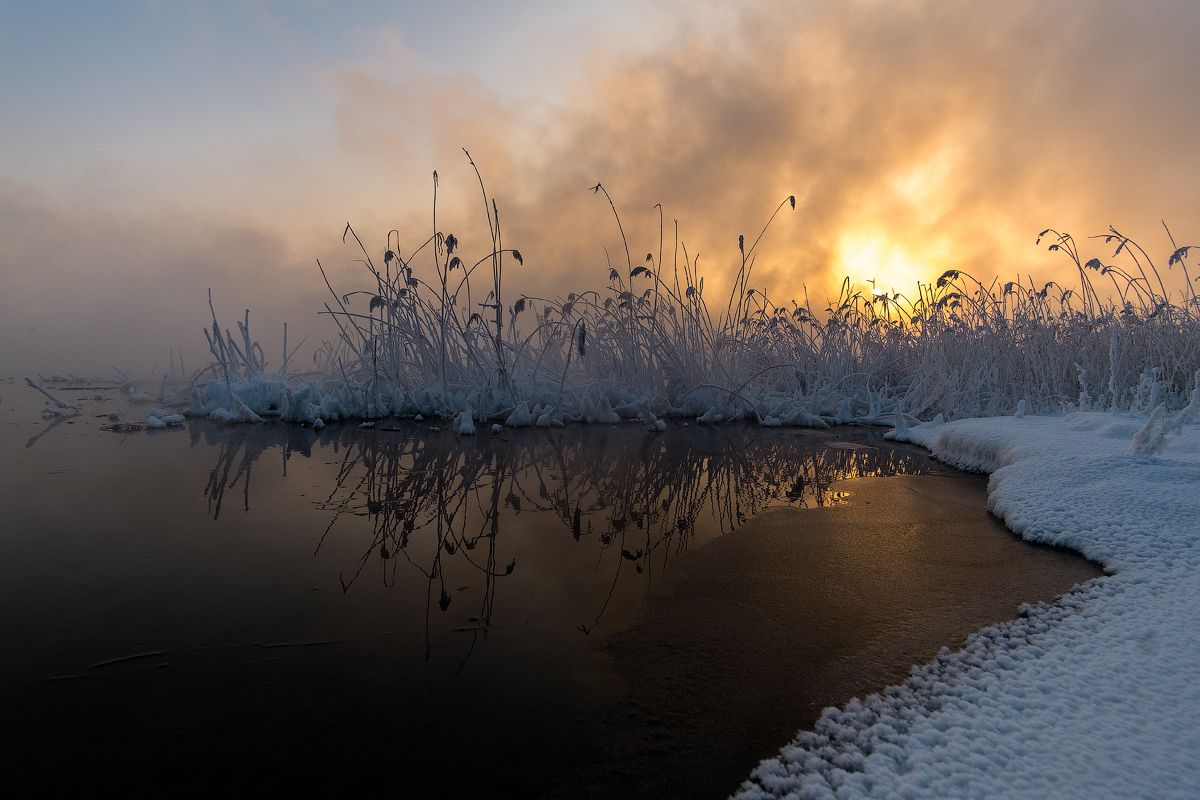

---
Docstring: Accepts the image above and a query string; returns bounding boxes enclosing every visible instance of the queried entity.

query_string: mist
[4,0,1199,376]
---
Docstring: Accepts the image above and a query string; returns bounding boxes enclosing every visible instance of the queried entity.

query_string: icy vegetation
[162,163,1200,432]
[736,413,1200,799]
[24,377,80,410]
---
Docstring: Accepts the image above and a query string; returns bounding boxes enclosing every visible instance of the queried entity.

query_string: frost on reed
[24,377,81,411]
[184,156,1200,430]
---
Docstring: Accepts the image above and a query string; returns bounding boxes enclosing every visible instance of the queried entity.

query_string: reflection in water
[197,423,929,663]
[6,399,1099,799]
[24,408,79,448]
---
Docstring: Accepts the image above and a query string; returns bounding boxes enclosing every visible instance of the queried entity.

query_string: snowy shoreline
[736,413,1200,799]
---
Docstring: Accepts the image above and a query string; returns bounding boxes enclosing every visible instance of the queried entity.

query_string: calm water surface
[0,380,1099,797]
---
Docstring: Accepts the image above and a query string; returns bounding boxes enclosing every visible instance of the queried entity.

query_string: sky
[3,0,1199,375]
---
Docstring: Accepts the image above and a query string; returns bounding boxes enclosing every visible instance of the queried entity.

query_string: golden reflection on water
[196,422,929,662]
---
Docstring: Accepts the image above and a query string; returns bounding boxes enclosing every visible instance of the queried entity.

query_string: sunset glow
[834,231,930,294]
[3,1,1199,374]
[4,6,1200,797]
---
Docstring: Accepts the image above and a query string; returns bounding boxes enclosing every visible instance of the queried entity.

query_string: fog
[3,0,1198,376]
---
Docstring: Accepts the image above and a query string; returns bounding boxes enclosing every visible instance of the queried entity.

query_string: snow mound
[738,412,1200,800]
[505,401,534,428]
[453,407,476,435]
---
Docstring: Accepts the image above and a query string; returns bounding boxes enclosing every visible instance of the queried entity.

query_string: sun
[833,230,927,294]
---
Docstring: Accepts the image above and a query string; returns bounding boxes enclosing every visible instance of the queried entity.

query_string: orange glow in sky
[3,1,1200,373]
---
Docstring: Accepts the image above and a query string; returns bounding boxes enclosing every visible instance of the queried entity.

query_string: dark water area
[0,380,1100,798]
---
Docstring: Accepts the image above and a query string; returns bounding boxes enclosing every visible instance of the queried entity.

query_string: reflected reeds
[197,423,930,663]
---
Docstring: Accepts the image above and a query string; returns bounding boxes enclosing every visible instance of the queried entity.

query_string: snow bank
[737,412,1200,800]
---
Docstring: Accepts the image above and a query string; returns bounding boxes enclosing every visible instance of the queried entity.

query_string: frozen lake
[0,380,1099,797]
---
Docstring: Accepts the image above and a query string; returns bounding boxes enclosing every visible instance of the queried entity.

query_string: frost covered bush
[178,158,1200,430]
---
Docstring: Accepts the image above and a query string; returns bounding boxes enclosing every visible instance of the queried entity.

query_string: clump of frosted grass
[178,157,1200,433]
[452,405,476,435]
[1130,369,1200,455]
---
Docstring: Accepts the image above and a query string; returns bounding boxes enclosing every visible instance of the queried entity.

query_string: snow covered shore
[736,413,1200,799]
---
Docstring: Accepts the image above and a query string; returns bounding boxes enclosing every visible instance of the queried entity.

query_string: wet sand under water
[556,474,1101,799]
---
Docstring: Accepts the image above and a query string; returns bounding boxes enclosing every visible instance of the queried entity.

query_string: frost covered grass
[735,413,1200,799]
[24,377,80,411]
[176,158,1200,430]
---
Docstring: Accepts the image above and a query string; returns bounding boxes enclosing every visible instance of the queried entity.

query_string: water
[0,380,1100,797]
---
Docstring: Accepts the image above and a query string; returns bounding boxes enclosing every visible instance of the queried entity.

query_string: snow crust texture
[736,412,1200,800]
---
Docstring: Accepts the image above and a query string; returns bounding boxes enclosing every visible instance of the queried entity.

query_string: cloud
[341,0,1200,306]
[0,182,330,376]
